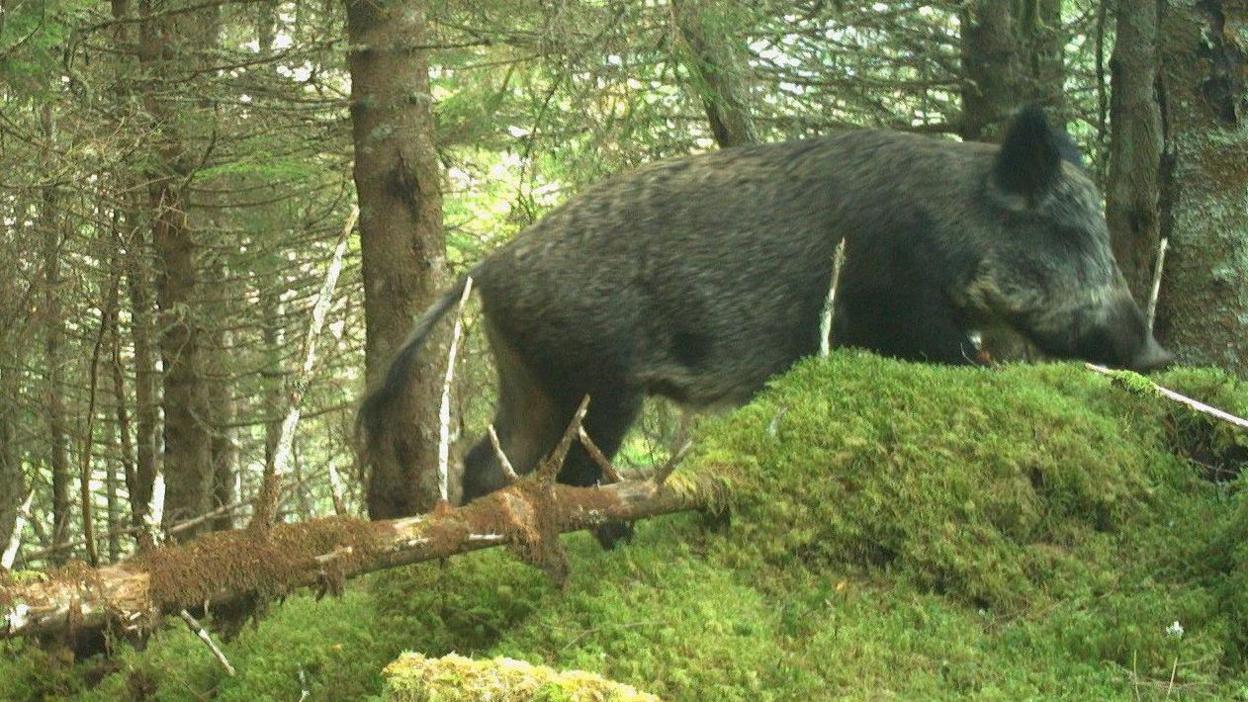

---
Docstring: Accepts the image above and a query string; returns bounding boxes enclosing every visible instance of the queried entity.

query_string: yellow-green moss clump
[382,652,660,701]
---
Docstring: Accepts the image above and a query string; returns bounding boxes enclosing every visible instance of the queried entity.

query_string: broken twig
[655,440,693,486]
[819,238,847,357]
[1146,237,1168,334]
[577,426,623,483]
[537,396,592,484]
[486,425,519,483]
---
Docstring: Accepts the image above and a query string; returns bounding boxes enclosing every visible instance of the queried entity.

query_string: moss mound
[382,652,660,701]
[3,352,1247,701]
[695,354,1202,609]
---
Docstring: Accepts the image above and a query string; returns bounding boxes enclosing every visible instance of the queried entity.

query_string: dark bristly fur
[357,106,1172,510]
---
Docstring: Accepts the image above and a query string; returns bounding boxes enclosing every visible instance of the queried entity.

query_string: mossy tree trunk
[0,474,721,642]
[1155,0,1248,372]
[345,0,453,517]
[670,0,758,148]
[1107,0,1165,301]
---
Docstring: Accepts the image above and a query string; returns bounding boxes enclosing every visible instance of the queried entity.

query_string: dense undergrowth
[3,352,1247,701]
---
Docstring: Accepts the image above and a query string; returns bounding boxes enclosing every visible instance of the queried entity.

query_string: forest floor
[3,352,1247,701]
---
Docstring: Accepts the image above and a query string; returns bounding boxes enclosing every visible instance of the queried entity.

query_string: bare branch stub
[577,426,623,483]
[536,395,592,484]
[487,424,519,483]
[654,440,693,486]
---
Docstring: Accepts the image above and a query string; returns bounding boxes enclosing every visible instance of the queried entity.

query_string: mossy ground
[3,351,1248,701]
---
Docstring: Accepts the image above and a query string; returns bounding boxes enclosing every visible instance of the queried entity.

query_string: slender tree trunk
[39,105,72,563]
[670,0,758,148]
[207,345,239,531]
[1155,0,1248,372]
[109,0,158,549]
[138,0,213,537]
[1107,0,1165,302]
[124,212,160,548]
[261,284,284,473]
[345,0,453,517]
[108,298,133,561]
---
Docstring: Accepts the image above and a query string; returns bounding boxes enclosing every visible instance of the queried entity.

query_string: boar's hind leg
[462,329,568,502]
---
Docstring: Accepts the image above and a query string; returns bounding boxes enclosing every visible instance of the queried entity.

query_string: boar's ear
[991,105,1063,205]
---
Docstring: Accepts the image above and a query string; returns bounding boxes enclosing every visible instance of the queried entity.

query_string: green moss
[688,354,1194,609]
[7,352,1248,701]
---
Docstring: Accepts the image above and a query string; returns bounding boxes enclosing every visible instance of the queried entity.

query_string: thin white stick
[820,238,848,357]
[179,609,236,676]
[438,276,475,504]
[1,490,35,570]
[1086,363,1248,431]
[1146,237,1168,334]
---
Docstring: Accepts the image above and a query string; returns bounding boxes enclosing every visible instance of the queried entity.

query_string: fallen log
[0,473,724,641]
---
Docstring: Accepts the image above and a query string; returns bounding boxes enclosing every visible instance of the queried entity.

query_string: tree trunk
[960,0,1065,141]
[1107,0,1164,301]
[345,0,453,518]
[1155,0,1248,372]
[671,0,758,148]
[138,0,213,537]
[124,212,160,548]
[961,1,1021,141]
[39,105,72,563]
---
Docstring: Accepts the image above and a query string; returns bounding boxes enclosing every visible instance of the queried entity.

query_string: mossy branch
[0,473,725,642]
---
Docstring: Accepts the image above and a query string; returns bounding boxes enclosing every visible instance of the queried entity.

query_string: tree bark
[960,0,1065,141]
[138,0,213,537]
[1155,0,1248,372]
[0,475,724,641]
[345,0,453,518]
[671,0,758,148]
[124,212,160,549]
[960,1,1021,141]
[39,104,72,564]
[1107,0,1165,301]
